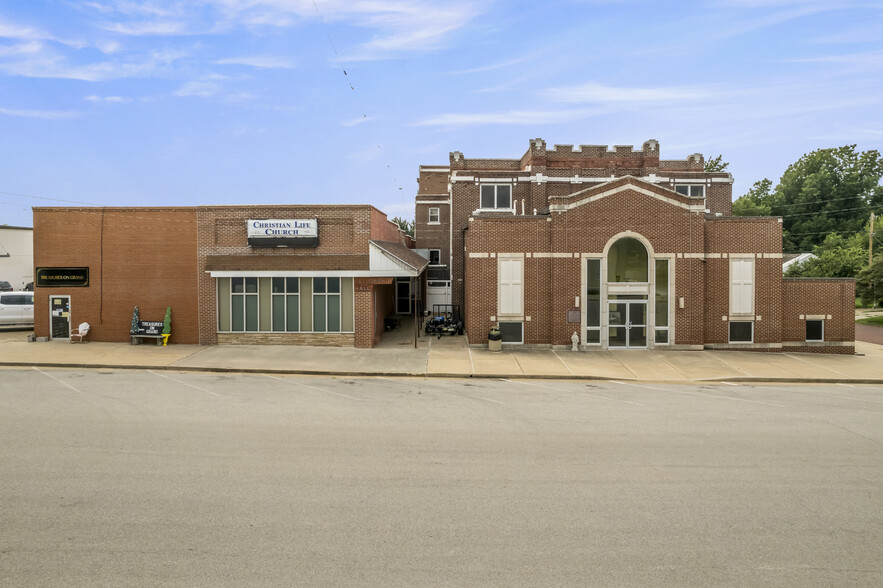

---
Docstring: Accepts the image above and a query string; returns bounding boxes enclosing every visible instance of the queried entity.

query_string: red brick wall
[370,207,408,244]
[782,279,855,354]
[465,185,707,346]
[196,205,374,345]
[704,218,783,345]
[33,207,200,343]
[354,279,394,348]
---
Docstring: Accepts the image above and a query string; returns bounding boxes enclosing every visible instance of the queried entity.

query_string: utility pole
[871,211,875,266]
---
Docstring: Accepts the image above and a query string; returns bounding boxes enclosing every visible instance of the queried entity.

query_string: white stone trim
[783,340,851,347]
[468,252,489,258]
[549,182,706,213]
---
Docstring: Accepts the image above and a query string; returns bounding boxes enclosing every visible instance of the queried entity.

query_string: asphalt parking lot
[1,369,881,586]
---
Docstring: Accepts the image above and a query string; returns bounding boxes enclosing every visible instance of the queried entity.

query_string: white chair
[70,322,90,343]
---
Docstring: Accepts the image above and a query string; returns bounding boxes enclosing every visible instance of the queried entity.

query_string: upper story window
[429,249,441,266]
[480,184,512,210]
[428,207,440,224]
[674,184,705,198]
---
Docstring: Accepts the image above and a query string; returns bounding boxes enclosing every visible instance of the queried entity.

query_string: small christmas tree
[162,307,172,335]
[130,306,140,335]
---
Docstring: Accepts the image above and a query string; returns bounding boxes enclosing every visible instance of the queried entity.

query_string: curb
[5,361,883,385]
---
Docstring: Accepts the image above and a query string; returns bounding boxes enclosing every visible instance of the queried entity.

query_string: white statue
[571,331,579,351]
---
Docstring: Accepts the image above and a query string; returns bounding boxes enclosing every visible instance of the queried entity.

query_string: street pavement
[1,369,881,586]
[1,326,882,383]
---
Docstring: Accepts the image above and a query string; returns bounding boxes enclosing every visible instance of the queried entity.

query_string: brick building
[32,205,426,348]
[415,138,854,353]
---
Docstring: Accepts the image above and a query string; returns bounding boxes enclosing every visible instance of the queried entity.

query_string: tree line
[723,146,883,306]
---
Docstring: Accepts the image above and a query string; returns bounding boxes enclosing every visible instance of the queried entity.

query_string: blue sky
[1,0,882,228]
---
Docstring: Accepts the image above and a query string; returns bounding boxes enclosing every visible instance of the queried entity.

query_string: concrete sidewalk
[1,329,882,383]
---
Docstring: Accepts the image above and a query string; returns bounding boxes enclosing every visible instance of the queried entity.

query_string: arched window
[607,237,648,282]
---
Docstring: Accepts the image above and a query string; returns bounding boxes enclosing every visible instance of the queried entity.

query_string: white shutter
[498,258,523,316]
[730,259,754,315]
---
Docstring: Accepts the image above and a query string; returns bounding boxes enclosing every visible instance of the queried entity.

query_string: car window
[1,295,29,305]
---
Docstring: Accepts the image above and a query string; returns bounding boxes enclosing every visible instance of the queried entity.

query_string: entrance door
[50,295,71,340]
[395,279,411,314]
[608,301,647,348]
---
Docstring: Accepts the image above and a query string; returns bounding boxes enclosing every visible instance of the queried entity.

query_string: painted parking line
[676,388,786,408]
[551,350,575,375]
[264,374,366,401]
[610,380,670,392]
[33,367,82,393]
[149,370,221,397]
[507,379,646,407]
[467,394,506,405]
[720,381,739,386]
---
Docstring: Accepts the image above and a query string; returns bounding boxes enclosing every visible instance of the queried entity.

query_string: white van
[0,291,35,326]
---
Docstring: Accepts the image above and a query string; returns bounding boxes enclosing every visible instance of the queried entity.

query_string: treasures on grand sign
[35,267,90,287]
[246,219,319,247]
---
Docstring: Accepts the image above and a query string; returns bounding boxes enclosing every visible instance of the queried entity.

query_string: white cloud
[85,95,131,103]
[0,45,189,81]
[0,106,82,119]
[214,55,295,69]
[175,79,223,97]
[448,58,527,76]
[412,108,603,127]
[341,115,376,126]
[540,82,713,104]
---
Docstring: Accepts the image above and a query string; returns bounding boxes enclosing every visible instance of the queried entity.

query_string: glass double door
[607,300,647,348]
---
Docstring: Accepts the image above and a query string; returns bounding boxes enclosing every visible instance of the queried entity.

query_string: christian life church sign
[246,219,319,248]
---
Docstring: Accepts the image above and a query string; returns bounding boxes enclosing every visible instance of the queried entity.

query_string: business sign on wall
[247,219,319,248]
[35,267,90,287]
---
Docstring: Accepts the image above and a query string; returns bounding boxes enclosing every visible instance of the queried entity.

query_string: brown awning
[204,254,368,272]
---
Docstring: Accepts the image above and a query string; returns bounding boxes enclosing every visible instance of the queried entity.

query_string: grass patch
[856,315,883,326]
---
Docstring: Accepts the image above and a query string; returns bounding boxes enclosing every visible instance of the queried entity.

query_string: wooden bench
[131,334,164,346]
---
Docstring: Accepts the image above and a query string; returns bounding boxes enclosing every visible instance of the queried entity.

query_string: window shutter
[730,259,754,315]
[498,258,523,315]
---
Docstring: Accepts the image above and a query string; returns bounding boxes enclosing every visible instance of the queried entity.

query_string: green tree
[391,216,414,237]
[856,254,883,307]
[732,146,883,252]
[784,232,867,278]
[772,146,883,251]
[732,178,772,217]
[704,155,729,172]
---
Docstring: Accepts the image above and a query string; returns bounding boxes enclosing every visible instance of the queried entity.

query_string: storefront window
[608,238,648,283]
[313,277,341,332]
[218,277,353,334]
[272,277,299,332]
[230,277,258,331]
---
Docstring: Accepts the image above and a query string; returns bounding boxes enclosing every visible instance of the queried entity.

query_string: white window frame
[729,257,754,316]
[428,249,442,266]
[584,258,602,346]
[231,276,259,332]
[674,184,705,198]
[497,256,524,317]
[271,277,299,332]
[728,321,754,344]
[312,277,342,333]
[480,184,513,211]
[806,319,824,342]
[428,207,440,224]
